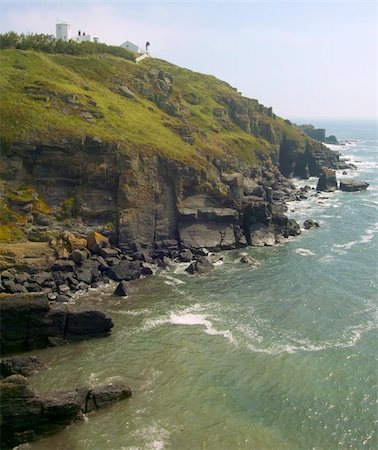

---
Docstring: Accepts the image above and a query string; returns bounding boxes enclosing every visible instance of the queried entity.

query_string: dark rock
[0,374,132,448]
[240,255,259,266]
[31,271,51,286]
[58,284,70,294]
[63,310,114,340]
[83,383,132,412]
[0,293,114,355]
[179,249,193,262]
[316,167,337,192]
[34,214,51,226]
[2,279,28,293]
[141,266,153,276]
[69,249,88,265]
[100,247,119,258]
[339,179,369,192]
[185,262,196,275]
[303,219,320,230]
[107,260,141,281]
[51,259,76,272]
[185,257,214,275]
[0,356,45,378]
[76,269,93,284]
[196,257,214,274]
[113,281,128,297]
[15,272,30,283]
[56,295,70,303]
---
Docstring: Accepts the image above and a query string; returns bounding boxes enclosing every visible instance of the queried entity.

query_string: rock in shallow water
[0,356,45,378]
[339,179,369,192]
[316,167,337,192]
[113,281,128,297]
[303,219,320,230]
[0,374,132,449]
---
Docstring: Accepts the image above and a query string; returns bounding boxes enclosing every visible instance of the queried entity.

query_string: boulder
[76,269,93,284]
[179,249,193,262]
[185,262,196,275]
[141,266,153,276]
[185,257,214,275]
[249,224,276,247]
[81,383,132,412]
[107,260,141,281]
[65,234,87,252]
[0,356,45,378]
[303,219,320,230]
[63,310,114,340]
[50,260,76,272]
[339,179,369,192]
[69,249,88,265]
[86,232,109,254]
[113,281,128,297]
[240,255,259,266]
[100,247,119,258]
[316,167,337,192]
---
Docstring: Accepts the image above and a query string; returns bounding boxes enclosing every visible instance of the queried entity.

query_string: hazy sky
[0,0,376,120]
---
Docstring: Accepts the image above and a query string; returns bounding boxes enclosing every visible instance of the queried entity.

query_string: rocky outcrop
[0,356,45,378]
[0,293,113,355]
[316,167,338,192]
[0,374,132,449]
[279,139,342,179]
[339,179,369,192]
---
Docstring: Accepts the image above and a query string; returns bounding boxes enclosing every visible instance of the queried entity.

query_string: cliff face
[0,48,341,248]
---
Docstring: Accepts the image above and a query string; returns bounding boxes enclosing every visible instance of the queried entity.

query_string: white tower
[56,21,72,41]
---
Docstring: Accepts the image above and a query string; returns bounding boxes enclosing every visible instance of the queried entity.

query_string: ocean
[26,119,377,450]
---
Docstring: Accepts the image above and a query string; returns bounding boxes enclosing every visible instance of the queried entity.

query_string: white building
[120,40,140,53]
[56,22,72,41]
[75,30,99,43]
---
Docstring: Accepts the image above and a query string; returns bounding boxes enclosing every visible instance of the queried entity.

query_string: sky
[0,0,377,120]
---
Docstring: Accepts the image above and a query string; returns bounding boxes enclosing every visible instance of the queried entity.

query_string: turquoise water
[25,120,377,450]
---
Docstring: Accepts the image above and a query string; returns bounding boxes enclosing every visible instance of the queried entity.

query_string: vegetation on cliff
[0,37,336,244]
[0,35,308,167]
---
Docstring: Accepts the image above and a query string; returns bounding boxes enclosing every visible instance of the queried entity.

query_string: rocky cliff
[0,47,342,251]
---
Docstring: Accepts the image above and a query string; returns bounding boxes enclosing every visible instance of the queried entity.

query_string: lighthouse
[56,21,72,41]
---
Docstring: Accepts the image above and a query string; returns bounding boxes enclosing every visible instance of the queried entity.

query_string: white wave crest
[333,222,378,251]
[295,248,316,256]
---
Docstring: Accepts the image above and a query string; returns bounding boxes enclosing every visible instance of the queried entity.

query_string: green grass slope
[0,47,307,168]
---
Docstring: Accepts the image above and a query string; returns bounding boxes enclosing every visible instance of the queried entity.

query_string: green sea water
[24,120,377,450]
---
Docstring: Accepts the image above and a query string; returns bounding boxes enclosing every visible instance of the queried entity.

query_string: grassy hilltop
[0,36,307,167]
[0,35,314,243]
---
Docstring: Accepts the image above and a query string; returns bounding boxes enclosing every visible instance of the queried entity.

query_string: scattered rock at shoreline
[339,179,369,192]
